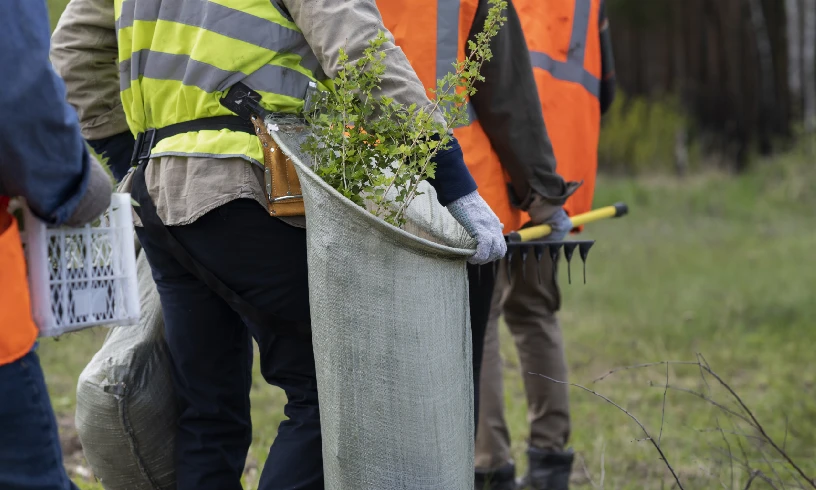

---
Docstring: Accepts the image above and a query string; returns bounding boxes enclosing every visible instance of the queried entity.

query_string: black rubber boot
[475,463,518,490]
[516,448,574,490]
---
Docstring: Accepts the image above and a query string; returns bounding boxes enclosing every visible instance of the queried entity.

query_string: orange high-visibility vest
[377,0,528,232]
[516,0,603,219]
[0,197,39,366]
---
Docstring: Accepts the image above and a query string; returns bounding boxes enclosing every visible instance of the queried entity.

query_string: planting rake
[497,202,629,285]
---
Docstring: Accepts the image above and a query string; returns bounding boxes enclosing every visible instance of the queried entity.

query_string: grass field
[40,2,816,487]
[37,151,816,489]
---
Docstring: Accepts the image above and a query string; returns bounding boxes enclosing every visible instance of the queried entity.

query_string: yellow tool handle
[508,202,628,242]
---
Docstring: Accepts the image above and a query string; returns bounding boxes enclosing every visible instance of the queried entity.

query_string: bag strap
[130,147,310,338]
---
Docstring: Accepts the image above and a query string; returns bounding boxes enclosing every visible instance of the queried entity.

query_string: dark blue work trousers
[136,199,322,490]
[0,347,79,490]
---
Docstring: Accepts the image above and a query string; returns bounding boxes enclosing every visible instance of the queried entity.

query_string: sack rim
[272,131,477,260]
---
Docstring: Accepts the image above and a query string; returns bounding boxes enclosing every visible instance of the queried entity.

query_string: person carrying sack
[51,0,509,488]
[0,1,113,487]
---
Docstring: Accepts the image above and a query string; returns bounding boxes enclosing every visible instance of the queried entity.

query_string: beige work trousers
[474,252,571,470]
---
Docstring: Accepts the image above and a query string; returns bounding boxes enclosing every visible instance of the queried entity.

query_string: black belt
[130,115,255,167]
[129,114,310,338]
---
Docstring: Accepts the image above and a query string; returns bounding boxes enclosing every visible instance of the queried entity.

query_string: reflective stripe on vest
[378,0,527,231]
[0,200,39,366]
[529,0,601,99]
[114,0,330,165]
[435,0,478,126]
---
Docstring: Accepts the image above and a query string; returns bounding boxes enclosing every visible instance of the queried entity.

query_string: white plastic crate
[20,193,140,337]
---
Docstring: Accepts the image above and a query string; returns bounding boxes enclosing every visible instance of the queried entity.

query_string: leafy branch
[302,0,508,227]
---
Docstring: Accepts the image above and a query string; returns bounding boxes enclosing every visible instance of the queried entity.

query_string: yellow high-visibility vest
[114,0,331,165]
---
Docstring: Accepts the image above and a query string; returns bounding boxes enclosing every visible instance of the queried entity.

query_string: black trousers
[136,199,322,490]
[468,262,497,434]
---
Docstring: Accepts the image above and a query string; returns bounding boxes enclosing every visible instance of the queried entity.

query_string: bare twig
[714,418,735,490]
[744,470,761,489]
[695,427,765,444]
[596,358,816,488]
[659,363,669,448]
[532,373,684,489]
[758,441,788,490]
[694,361,816,488]
[732,421,796,490]
[666,384,753,425]
[696,352,713,395]
[705,448,781,489]
[593,361,699,383]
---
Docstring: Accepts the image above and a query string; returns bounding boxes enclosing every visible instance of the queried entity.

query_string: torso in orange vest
[377,0,528,232]
[515,0,603,220]
[0,197,39,366]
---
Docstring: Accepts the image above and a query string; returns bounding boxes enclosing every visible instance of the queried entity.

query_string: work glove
[527,193,573,242]
[64,155,114,227]
[447,190,507,264]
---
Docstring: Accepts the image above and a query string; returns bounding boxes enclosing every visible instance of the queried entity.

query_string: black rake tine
[578,242,594,284]
[548,243,561,287]
[563,242,578,285]
[534,245,543,284]
[520,246,528,281]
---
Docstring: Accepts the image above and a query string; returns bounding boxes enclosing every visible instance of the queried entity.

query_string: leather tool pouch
[220,82,304,217]
[250,115,305,217]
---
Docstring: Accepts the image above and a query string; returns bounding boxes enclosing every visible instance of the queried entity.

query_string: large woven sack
[75,248,177,490]
[272,126,478,490]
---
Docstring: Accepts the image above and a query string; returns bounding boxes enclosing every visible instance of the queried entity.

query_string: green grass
[47,0,70,31]
[38,153,816,489]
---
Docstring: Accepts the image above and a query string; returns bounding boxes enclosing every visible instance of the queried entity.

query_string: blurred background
[43,0,815,488]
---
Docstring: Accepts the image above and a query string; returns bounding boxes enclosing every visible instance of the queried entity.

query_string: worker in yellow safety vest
[0,1,113,487]
[475,1,617,489]
[51,0,516,487]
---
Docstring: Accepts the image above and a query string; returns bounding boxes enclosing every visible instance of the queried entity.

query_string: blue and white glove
[528,194,573,242]
[447,191,507,264]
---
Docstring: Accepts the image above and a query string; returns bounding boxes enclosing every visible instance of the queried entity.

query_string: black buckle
[130,128,157,167]
[220,82,269,121]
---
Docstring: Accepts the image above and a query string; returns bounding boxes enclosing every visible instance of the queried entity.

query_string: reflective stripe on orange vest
[0,198,39,366]
[378,0,528,232]
[518,0,602,219]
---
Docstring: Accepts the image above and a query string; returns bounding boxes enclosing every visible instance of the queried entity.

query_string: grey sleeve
[281,0,446,127]
[467,0,577,207]
[50,0,128,140]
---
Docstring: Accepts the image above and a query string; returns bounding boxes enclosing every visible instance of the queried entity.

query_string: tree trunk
[785,0,803,116]
[746,0,777,154]
[803,0,816,137]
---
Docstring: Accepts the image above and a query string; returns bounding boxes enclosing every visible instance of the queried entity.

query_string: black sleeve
[599,0,616,115]
[87,132,136,183]
[466,0,576,207]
